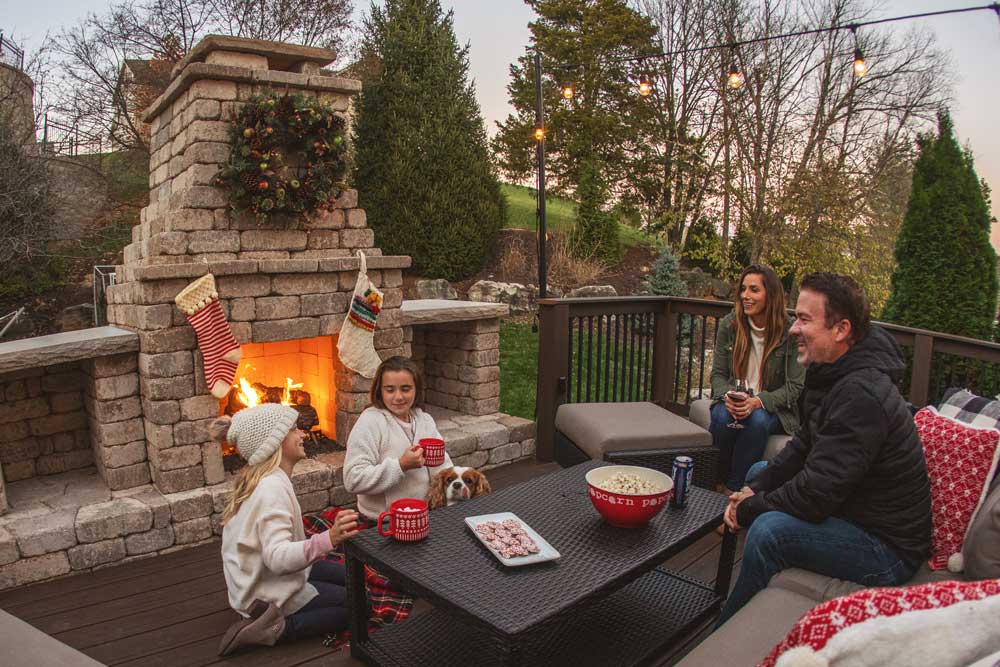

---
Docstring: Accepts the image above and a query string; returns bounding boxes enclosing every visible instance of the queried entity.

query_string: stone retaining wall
[413,320,502,416]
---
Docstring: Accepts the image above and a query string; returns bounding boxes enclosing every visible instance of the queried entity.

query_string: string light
[638,74,653,96]
[853,47,868,77]
[534,126,545,142]
[560,81,574,99]
[727,64,744,90]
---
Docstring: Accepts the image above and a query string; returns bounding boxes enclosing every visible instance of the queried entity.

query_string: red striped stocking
[175,274,241,398]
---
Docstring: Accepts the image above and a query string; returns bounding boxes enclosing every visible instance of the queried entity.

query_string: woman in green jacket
[710,265,804,492]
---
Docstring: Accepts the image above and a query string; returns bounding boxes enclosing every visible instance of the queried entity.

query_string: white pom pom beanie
[228,404,300,465]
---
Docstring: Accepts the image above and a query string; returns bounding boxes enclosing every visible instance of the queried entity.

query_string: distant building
[111,58,171,150]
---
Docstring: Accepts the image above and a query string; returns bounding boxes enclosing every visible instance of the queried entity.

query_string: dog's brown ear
[473,471,491,497]
[426,470,448,510]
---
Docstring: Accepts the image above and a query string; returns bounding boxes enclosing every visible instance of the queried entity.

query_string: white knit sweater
[344,406,453,519]
[221,469,322,617]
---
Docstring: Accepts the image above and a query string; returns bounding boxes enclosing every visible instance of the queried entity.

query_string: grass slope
[499,321,538,420]
[501,184,653,248]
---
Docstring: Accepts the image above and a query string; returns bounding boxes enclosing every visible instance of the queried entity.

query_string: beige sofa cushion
[554,401,711,459]
[0,610,105,666]
[689,398,792,461]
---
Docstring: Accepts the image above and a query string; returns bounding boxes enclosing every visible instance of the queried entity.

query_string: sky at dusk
[5,0,999,249]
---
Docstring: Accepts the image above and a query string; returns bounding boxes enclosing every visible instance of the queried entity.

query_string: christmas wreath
[215,91,348,224]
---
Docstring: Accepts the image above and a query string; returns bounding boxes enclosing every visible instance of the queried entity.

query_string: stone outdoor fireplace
[0,36,533,591]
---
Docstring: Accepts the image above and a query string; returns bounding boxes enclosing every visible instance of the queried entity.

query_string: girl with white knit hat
[212,403,360,656]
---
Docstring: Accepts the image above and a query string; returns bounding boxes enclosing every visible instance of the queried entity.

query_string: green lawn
[501,183,654,248]
[499,321,538,420]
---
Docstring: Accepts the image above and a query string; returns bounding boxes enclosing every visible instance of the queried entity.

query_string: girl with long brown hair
[709,265,805,492]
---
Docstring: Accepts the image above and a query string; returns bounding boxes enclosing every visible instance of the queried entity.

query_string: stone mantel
[117,254,412,283]
[169,35,338,80]
[400,299,509,325]
[0,326,138,375]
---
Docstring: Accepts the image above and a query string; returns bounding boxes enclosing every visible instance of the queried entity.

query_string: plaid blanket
[302,507,414,648]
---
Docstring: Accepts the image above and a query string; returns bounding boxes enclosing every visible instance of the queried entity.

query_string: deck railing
[535,296,1000,462]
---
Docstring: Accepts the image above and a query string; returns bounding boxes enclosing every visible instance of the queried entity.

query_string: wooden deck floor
[0,460,744,666]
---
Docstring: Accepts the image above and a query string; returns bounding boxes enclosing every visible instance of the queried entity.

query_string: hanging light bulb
[560,81,574,99]
[638,74,653,97]
[727,63,744,90]
[534,126,545,142]
[853,47,868,77]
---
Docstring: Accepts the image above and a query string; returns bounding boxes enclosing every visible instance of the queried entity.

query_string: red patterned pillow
[758,579,1000,667]
[915,407,1000,571]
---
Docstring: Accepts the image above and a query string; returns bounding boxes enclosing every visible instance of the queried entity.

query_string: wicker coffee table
[344,460,736,666]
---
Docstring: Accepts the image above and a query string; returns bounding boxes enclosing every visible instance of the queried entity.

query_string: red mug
[419,438,446,467]
[377,498,429,542]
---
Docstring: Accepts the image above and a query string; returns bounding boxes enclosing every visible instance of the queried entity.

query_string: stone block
[180,395,220,421]
[174,186,227,210]
[153,465,205,494]
[188,79,238,100]
[458,366,500,384]
[374,328,404,350]
[340,228,374,249]
[0,398,49,424]
[442,430,476,457]
[300,292,348,316]
[459,332,501,352]
[458,397,501,416]
[102,462,151,490]
[202,443,225,485]
[104,441,147,468]
[319,314,345,335]
[30,411,87,437]
[144,420,175,449]
[186,120,230,145]
[229,297,255,321]
[462,421,509,451]
[333,189,358,208]
[9,512,77,556]
[0,526,18,565]
[139,328,197,354]
[241,230,307,251]
[0,552,70,589]
[290,459,333,495]
[165,208,215,232]
[207,482,233,514]
[306,209,344,229]
[92,418,145,447]
[93,374,141,401]
[0,437,42,464]
[424,391,459,412]
[298,489,329,514]
[216,274,270,298]
[76,498,152,543]
[255,296,300,320]
[306,230,340,250]
[521,439,536,457]
[188,230,240,254]
[173,418,214,446]
[182,98,221,123]
[142,375,195,401]
[115,486,172,529]
[166,488,213,522]
[252,318,320,343]
[35,450,94,475]
[41,372,86,393]
[90,396,143,424]
[271,273,336,295]
[139,351,194,379]
[153,444,202,471]
[68,538,127,570]
[488,442,522,465]
[174,517,212,544]
[126,526,175,555]
[467,349,501,368]
[469,381,500,400]
[50,391,83,414]
[345,209,366,228]
[453,451,488,469]
[498,416,535,443]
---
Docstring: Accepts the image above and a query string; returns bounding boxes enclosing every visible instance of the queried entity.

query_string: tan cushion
[768,564,962,607]
[0,610,105,666]
[688,398,791,460]
[964,479,1000,580]
[554,402,710,459]
[675,586,816,667]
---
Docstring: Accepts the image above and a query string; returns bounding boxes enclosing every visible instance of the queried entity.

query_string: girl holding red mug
[344,356,453,523]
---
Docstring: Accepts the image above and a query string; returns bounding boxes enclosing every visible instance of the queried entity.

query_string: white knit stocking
[338,251,384,378]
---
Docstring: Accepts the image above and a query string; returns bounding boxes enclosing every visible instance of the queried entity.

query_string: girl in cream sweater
[344,356,453,520]
[211,404,360,656]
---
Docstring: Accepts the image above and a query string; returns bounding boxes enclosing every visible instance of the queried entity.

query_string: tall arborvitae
[352,0,505,280]
[572,159,620,265]
[883,112,998,340]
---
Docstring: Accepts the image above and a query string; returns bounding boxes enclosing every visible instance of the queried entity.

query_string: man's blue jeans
[708,402,782,491]
[716,462,916,627]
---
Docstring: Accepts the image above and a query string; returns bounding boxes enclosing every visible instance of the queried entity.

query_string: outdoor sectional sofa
[678,388,1000,666]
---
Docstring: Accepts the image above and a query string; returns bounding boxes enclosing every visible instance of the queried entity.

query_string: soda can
[671,456,693,508]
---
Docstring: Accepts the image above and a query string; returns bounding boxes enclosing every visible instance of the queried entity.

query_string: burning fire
[222,374,319,459]
[236,376,303,408]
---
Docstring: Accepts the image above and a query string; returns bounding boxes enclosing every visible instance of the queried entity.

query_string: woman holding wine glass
[708,265,805,494]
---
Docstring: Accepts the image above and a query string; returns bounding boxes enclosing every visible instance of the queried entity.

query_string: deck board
[0,459,741,666]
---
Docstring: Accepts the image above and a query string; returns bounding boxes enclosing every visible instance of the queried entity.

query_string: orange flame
[237,377,259,407]
[282,377,303,405]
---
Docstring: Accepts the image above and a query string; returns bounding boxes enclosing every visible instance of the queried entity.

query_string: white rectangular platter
[464,512,560,567]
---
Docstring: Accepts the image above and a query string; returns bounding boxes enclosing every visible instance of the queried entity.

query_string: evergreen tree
[572,159,620,265]
[353,0,505,280]
[883,112,998,340]
[645,245,688,297]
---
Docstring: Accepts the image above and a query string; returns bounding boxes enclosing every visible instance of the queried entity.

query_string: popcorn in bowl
[596,471,666,495]
[585,465,673,528]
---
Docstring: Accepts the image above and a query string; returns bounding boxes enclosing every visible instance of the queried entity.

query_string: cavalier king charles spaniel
[427,466,491,509]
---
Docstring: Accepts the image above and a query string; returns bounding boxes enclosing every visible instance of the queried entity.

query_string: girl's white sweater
[221,469,320,617]
[344,406,453,519]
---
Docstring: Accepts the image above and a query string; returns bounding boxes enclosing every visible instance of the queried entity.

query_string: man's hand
[723,486,756,531]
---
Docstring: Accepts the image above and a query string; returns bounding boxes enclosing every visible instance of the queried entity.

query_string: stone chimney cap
[170,35,338,80]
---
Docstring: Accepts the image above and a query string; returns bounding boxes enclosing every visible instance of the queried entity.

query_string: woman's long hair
[731,265,787,387]
[220,447,283,525]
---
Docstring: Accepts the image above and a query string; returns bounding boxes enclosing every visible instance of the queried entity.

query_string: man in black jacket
[717,272,931,626]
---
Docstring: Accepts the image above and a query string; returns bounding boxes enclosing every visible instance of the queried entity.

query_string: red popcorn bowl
[585,465,673,528]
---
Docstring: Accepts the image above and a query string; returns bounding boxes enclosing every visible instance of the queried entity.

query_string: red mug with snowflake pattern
[418,438,446,467]
[377,498,429,542]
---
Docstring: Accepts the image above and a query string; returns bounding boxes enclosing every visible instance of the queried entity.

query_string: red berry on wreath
[259,180,270,190]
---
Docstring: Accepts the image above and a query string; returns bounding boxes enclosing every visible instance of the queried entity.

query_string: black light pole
[534,50,548,299]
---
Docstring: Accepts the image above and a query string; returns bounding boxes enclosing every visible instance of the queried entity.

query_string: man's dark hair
[799,272,871,343]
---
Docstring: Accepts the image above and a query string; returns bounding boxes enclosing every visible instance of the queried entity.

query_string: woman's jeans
[716,462,916,627]
[709,402,782,491]
[282,559,349,641]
